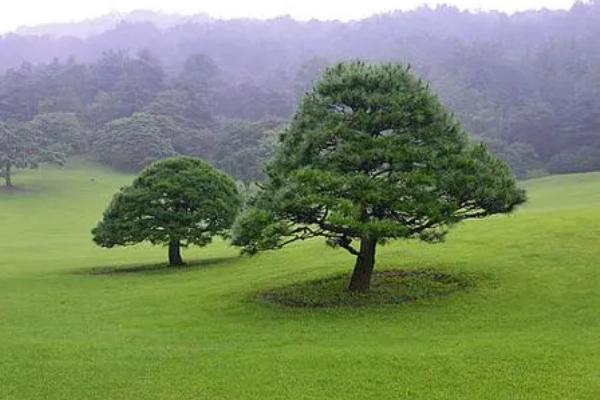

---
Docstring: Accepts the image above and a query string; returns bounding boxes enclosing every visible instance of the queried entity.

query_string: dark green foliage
[0,123,38,187]
[27,112,85,153]
[92,112,177,172]
[91,50,164,109]
[233,62,526,291]
[37,60,91,114]
[170,54,220,124]
[256,269,476,308]
[84,50,165,130]
[92,157,241,265]
[479,137,544,179]
[214,119,284,183]
[116,50,165,111]
[215,83,295,121]
[145,90,197,124]
[85,91,132,130]
[145,89,218,160]
[0,62,42,122]
[176,54,218,105]
[0,120,67,187]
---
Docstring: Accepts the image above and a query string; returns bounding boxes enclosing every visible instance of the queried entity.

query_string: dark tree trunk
[348,237,377,292]
[3,163,11,187]
[168,239,183,266]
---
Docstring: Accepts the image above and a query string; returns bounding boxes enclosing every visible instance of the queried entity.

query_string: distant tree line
[1,1,600,182]
[0,51,287,185]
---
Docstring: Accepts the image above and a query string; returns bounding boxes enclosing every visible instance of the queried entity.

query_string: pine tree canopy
[92,156,241,265]
[232,62,526,291]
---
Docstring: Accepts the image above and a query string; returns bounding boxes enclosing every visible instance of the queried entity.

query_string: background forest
[1,1,600,181]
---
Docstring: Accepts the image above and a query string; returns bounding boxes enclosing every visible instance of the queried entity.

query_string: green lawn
[1,161,599,399]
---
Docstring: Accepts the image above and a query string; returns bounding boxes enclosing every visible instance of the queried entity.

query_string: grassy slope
[0,161,599,399]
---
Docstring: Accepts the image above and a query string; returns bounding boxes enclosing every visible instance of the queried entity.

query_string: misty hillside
[14,10,212,39]
[1,1,600,179]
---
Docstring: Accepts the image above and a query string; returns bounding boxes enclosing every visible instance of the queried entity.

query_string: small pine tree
[92,157,241,266]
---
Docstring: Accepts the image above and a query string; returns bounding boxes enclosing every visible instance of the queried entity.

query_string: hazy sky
[0,0,578,33]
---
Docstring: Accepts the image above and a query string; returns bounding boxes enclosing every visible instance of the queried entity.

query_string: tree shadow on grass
[253,269,481,308]
[78,256,240,276]
[0,185,34,194]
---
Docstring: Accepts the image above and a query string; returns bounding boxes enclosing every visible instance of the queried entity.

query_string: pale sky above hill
[0,0,579,33]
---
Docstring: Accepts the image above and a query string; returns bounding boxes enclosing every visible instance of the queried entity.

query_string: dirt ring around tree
[254,268,478,308]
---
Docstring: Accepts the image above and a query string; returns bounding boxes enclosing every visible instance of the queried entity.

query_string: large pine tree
[232,62,526,292]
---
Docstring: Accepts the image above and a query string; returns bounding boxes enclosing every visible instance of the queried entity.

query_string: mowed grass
[1,160,599,399]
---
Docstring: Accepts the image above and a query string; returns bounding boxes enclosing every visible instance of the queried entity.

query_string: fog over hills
[14,10,211,39]
[1,1,599,179]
